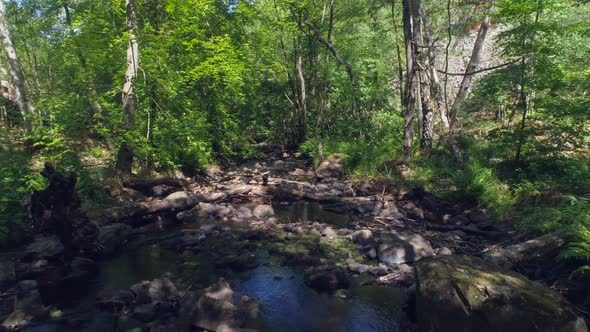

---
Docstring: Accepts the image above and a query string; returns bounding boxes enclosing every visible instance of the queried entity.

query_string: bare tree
[0,0,34,135]
[116,0,139,176]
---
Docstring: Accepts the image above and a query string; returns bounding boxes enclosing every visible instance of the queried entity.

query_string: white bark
[0,1,33,134]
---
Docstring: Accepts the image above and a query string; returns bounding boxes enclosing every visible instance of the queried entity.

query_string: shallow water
[235,265,402,332]
[31,209,401,332]
[273,201,352,227]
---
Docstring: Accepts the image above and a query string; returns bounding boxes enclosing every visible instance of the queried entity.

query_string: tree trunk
[401,0,417,161]
[116,0,139,176]
[295,33,307,145]
[0,1,34,135]
[419,2,450,131]
[448,12,492,129]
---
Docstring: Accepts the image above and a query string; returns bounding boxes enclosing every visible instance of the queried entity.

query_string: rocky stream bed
[0,147,588,331]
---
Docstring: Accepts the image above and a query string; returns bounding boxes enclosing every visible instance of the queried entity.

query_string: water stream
[30,202,402,332]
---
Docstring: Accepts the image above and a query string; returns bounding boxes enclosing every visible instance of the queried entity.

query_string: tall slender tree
[0,0,34,135]
[116,0,139,175]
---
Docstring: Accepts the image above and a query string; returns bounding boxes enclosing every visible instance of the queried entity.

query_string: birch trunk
[0,1,33,135]
[449,12,492,129]
[401,0,417,160]
[116,0,139,176]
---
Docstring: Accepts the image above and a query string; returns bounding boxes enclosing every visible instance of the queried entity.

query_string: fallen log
[482,232,567,269]
[122,177,187,192]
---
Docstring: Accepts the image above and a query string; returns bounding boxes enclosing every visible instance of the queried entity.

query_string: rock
[436,247,453,256]
[348,262,369,274]
[378,206,404,219]
[24,235,64,260]
[304,265,350,293]
[204,279,234,302]
[130,281,152,305]
[237,296,260,322]
[252,205,274,218]
[226,185,253,196]
[216,252,259,272]
[97,224,132,256]
[164,191,189,201]
[377,232,434,265]
[235,207,253,220]
[315,154,345,180]
[321,227,337,239]
[147,278,179,302]
[192,296,239,332]
[200,192,227,203]
[96,289,134,311]
[415,255,588,332]
[352,229,373,245]
[2,310,34,331]
[133,302,159,322]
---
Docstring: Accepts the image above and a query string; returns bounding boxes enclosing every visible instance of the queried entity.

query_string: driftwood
[104,191,229,223]
[482,232,567,269]
[122,177,186,192]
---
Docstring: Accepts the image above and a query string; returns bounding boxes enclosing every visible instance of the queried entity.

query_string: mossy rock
[415,255,587,332]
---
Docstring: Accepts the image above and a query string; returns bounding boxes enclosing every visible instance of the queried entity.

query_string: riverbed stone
[377,232,434,265]
[415,255,588,332]
[352,229,373,245]
[97,224,132,256]
[24,235,64,260]
[235,207,253,220]
[315,154,345,180]
[252,205,274,218]
[164,191,188,201]
[304,265,350,293]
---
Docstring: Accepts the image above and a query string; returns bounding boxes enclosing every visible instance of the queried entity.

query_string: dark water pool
[273,201,352,227]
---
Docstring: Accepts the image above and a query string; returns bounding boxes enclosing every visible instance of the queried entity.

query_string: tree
[116,0,139,176]
[0,0,34,135]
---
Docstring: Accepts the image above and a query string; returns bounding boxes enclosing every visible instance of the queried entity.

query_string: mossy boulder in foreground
[416,255,587,332]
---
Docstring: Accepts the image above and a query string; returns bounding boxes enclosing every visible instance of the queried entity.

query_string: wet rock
[315,154,345,180]
[352,229,373,245]
[377,232,434,265]
[252,205,274,218]
[416,255,588,332]
[96,289,135,311]
[192,296,239,331]
[204,279,234,302]
[24,235,64,260]
[235,207,253,220]
[133,302,159,322]
[237,296,260,322]
[147,278,179,302]
[216,252,259,272]
[164,191,188,201]
[97,224,132,256]
[130,281,152,305]
[304,265,350,293]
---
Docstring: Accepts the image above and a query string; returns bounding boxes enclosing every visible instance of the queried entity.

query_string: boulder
[415,255,588,332]
[352,229,373,245]
[24,235,64,260]
[315,154,345,180]
[226,185,253,196]
[164,191,189,201]
[304,265,350,293]
[252,205,274,218]
[235,207,253,220]
[377,232,434,265]
[147,278,179,302]
[192,296,239,331]
[96,289,134,311]
[204,279,234,302]
[97,224,132,256]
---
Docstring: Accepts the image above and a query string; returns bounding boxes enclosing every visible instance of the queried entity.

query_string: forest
[0,0,589,331]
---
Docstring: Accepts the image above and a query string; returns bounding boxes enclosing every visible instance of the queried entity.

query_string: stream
[30,201,402,332]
